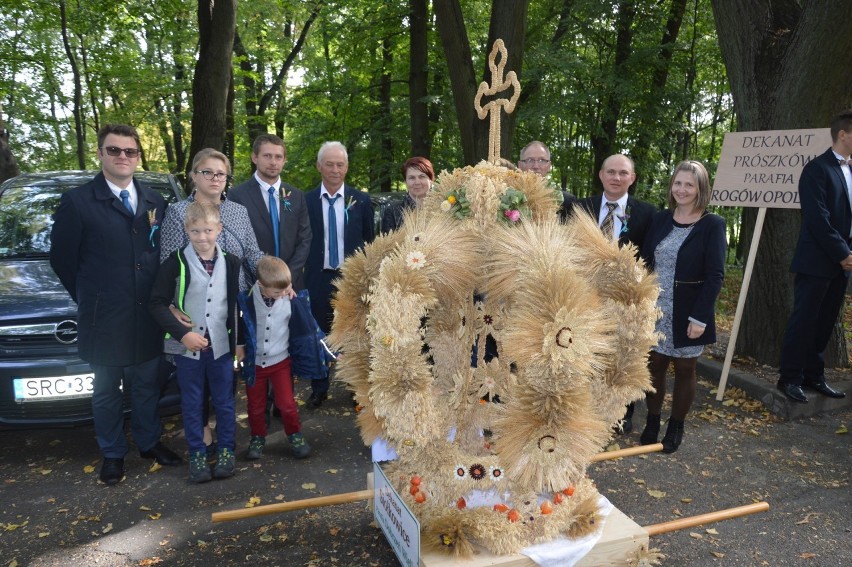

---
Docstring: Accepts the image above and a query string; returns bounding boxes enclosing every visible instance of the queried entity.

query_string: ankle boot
[661,419,684,453]
[640,413,661,445]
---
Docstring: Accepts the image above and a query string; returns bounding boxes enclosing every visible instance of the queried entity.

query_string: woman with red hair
[381,156,435,232]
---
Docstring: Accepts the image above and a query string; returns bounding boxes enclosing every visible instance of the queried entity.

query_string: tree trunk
[188,0,236,170]
[408,0,430,158]
[0,104,20,183]
[590,0,635,192]
[434,0,529,165]
[711,0,852,366]
[59,1,85,169]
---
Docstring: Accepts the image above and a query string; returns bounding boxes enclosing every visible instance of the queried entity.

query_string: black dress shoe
[777,381,808,403]
[802,380,847,399]
[140,442,183,466]
[99,458,125,486]
[307,391,328,408]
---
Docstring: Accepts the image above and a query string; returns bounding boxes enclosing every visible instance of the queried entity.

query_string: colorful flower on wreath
[474,301,503,337]
[468,463,487,480]
[442,188,470,219]
[454,464,467,480]
[498,187,530,225]
[617,205,631,236]
[405,250,427,270]
[489,465,504,481]
[147,209,160,247]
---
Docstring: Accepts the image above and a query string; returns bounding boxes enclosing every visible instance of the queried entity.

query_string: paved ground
[0,363,849,567]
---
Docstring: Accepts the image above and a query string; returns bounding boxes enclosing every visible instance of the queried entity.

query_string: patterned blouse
[160,196,264,291]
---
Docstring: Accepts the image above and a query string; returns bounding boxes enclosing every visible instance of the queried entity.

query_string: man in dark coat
[303,141,375,406]
[227,134,312,290]
[50,124,181,485]
[777,109,852,403]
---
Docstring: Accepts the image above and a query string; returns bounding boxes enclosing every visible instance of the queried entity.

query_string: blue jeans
[175,350,235,454]
[91,356,162,458]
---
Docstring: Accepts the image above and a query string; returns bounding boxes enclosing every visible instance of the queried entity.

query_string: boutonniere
[147,209,160,247]
[278,187,292,211]
[344,195,356,223]
[617,206,631,236]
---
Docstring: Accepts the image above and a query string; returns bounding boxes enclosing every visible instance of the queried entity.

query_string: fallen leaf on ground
[148,462,162,473]
[329,527,341,536]
[835,424,848,434]
[681,498,693,503]
[245,496,261,508]
[259,534,273,542]
[325,469,339,474]
[710,551,725,558]
[647,489,666,499]
[102,523,113,534]
[148,513,161,520]
[799,553,816,559]
[705,528,718,535]
[302,483,317,490]
[38,532,49,538]
[140,506,152,511]
[83,465,95,474]
[689,532,703,539]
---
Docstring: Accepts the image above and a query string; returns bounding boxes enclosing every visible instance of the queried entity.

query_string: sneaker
[288,433,311,459]
[245,436,265,460]
[188,451,212,483]
[213,448,235,479]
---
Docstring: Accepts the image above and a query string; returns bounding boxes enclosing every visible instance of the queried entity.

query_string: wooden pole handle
[211,489,375,523]
[211,444,665,523]
[643,501,769,536]
[590,443,663,462]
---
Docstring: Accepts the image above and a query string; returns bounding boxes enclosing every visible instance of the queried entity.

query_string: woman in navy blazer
[639,161,726,453]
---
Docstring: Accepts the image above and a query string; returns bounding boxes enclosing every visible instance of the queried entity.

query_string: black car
[0,171,185,427]
[370,191,409,234]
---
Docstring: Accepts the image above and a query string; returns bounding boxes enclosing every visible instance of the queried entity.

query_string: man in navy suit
[572,154,656,434]
[303,141,375,406]
[228,134,312,290]
[50,124,181,485]
[777,110,852,403]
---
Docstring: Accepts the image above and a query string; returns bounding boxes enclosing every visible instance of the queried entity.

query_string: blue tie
[119,190,133,214]
[268,187,280,258]
[324,194,340,269]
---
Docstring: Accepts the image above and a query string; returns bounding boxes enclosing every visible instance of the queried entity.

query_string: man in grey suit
[228,134,312,290]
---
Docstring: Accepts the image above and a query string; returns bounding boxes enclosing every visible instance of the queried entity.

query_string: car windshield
[0,177,181,259]
[0,184,62,258]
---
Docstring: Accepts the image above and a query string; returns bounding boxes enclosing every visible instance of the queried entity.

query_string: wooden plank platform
[419,507,648,567]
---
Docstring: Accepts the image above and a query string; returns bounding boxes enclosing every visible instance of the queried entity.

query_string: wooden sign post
[711,128,830,400]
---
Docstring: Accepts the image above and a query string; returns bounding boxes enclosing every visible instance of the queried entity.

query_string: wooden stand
[419,507,648,567]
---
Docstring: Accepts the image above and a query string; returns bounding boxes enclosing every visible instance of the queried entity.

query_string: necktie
[268,187,280,258]
[601,201,618,239]
[119,190,133,214]
[324,194,340,269]
[839,158,851,166]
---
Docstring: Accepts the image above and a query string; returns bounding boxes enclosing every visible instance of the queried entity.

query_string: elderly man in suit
[572,153,656,434]
[777,109,852,403]
[228,134,311,290]
[50,123,181,486]
[517,140,576,217]
[304,141,375,406]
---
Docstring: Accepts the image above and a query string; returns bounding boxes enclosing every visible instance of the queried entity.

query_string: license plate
[13,374,95,401]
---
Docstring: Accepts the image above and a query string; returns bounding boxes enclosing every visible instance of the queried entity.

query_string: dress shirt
[597,193,629,240]
[254,171,281,214]
[105,178,137,214]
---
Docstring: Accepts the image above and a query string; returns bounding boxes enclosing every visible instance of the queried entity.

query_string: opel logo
[54,320,78,344]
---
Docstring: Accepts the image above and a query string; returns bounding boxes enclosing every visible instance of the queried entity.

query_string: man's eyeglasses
[101,146,140,158]
[520,158,550,165]
[195,170,233,183]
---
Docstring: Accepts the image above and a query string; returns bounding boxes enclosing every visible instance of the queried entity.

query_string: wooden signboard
[710,128,831,400]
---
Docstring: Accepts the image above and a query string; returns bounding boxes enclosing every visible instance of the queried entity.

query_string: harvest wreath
[327,160,660,557]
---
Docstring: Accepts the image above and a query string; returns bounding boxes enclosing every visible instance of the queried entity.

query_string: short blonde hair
[256,256,291,289]
[668,160,711,213]
[184,201,221,227]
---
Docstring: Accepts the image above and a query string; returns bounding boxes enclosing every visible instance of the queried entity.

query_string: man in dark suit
[573,154,655,252]
[50,124,181,486]
[304,141,375,406]
[227,134,311,290]
[777,110,852,403]
[572,153,656,434]
[517,140,576,218]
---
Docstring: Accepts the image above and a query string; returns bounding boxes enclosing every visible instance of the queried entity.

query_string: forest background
[1,0,851,367]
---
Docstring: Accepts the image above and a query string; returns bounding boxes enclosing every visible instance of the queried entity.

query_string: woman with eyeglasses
[381,156,435,233]
[638,160,726,454]
[160,148,263,290]
[159,148,264,456]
